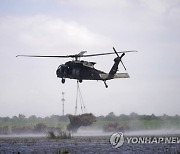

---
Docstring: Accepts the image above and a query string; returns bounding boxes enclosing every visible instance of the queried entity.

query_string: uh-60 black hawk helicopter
[16,47,137,88]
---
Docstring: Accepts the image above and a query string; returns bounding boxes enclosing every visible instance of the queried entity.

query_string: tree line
[0,112,180,123]
[0,112,180,135]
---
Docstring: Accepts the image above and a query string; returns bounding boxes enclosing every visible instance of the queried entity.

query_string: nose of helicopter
[56,65,62,77]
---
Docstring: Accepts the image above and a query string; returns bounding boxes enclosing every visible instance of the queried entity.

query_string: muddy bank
[0,135,180,154]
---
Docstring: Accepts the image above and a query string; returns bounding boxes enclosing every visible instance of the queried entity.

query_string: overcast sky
[0,0,180,117]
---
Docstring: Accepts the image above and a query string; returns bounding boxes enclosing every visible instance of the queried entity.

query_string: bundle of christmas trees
[67,113,96,133]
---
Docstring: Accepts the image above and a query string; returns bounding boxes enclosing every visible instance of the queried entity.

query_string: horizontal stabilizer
[99,73,129,80]
[114,73,129,78]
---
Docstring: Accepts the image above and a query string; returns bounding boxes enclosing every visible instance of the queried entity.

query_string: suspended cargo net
[67,81,96,133]
[67,113,96,133]
[75,81,87,115]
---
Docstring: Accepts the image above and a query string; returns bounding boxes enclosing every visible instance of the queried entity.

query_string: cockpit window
[58,65,62,69]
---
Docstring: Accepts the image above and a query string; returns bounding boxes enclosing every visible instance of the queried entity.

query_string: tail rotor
[113,47,126,71]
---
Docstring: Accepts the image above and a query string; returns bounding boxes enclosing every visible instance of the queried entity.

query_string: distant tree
[29,115,37,121]
[129,112,139,120]
[96,115,105,121]
[174,115,180,120]
[161,114,169,120]
[59,115,69,122]
[50,115,61,122]
[12,116,18,122]
[2,117,10,122]
[107,112,116,117]
[18,114,26,120]
[44,116,50,121]
[105,112,117,121]
[150,114,158,120]
[119,114,129,120]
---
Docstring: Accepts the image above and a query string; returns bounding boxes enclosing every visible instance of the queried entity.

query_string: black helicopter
[16,47,137,88]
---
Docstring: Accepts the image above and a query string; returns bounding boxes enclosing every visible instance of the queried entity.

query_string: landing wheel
[79,79,82,83]
[62,78,65,84]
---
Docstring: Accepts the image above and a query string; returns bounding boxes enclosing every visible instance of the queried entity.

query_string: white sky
[0,0,180,117]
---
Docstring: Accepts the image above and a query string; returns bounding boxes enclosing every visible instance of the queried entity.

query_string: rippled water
[75,129,180,137]
[0,130,180,153]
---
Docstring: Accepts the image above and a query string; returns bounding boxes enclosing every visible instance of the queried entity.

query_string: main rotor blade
[16,51,88,58]
[16,49,137,58]
[83,50,137,57]
[16,55,70,58]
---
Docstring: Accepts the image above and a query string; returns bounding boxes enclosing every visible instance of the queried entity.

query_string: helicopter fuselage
[56,60,106,82]
[56,52,129,88]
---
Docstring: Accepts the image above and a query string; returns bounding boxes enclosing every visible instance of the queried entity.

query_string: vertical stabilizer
[108,53,125,79]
